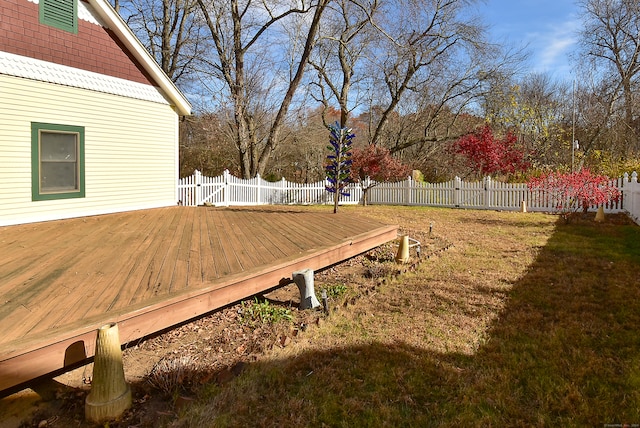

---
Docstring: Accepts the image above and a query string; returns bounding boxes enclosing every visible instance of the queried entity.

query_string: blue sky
[479,0,581,82]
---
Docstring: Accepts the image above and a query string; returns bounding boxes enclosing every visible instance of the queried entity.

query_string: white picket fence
[178,170,640,224]
[625,172,640,224]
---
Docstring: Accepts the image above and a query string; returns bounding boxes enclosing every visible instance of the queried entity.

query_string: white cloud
[529,18,580,78]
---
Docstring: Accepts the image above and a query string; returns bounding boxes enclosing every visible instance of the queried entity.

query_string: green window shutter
[40,0,78,34]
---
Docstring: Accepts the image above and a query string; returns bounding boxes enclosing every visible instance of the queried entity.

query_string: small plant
[238,298,293,326]
[147,355,200,395]
[320,283,348,299]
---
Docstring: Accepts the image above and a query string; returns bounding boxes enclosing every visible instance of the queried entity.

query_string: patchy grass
[172,206,640,427]
[317,283,348,300]
[237,298,294,326]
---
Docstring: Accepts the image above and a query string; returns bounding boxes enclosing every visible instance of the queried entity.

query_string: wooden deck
[0,206,397,393]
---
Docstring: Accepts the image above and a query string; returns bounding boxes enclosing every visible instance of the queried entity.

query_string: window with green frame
[31,122,85,201]
[39,0,78,34]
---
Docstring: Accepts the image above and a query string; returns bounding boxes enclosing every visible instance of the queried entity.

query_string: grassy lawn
[174,206,640,427]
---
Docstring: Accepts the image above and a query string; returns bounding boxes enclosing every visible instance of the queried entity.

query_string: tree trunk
[362,187,369,206]
[255,0,330,177]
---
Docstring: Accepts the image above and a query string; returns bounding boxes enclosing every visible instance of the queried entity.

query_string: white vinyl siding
[0,73,179,226]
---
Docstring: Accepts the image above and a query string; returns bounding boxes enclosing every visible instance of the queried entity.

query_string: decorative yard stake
[85,322,132,423]
[325,122,354,213]
[321,289,330,314]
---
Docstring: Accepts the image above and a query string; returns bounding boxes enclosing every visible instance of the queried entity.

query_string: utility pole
[572,80,578,172]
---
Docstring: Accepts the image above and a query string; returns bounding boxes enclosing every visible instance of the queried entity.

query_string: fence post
[629,171,639,223]
[255,173,261,205]
[405,176,412,205]
[622,172,628,212]
[223,169,230,207]
[324,177,330,205]
[364,177,371,205]
[195,169,202,206]
[454,176,461,207]
[282,177,287,204]
[484,176,492,209]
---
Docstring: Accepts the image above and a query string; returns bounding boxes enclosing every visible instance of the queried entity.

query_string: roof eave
[87,0,192,116]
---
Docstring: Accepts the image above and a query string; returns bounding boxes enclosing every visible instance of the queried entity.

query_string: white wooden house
[0,0,191,226]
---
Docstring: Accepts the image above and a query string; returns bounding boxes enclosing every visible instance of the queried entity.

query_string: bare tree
[363,1,478,145]
[303,0,528,180]
[179,113,237,177]
[111,0,205,84]
[577,0,640,154]
[309,0,381,128]
[482,73,568,168]
[195,0,330,178]
[308,0,514,160]
[569,75,625,170]
[118,0,526,179]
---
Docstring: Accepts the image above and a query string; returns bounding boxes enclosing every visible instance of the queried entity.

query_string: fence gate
[454,176,486,208]
[178,170,227,207]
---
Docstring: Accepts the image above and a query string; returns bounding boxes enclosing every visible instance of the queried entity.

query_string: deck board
[118,211,177,307]
[260,210,334,253]
[186,210,204,286]
[0,206,397,393]
[54,214,166,327]
[236,210,281,263]
[203,209,228,279]
[211,208,243,275]
[131,208,183,304]
[217,209,261,270]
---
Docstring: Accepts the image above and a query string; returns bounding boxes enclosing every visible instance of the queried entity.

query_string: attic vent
[40,0,78,34]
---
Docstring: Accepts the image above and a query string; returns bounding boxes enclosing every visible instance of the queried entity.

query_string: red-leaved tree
[350,144,411,206]
[527,169,621,218]
[454,125,530,177]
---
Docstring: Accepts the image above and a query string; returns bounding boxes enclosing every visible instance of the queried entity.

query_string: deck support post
[396,235,410,264]
[85,322,131,423]
[292,268,321,310]
[520,200,527,213]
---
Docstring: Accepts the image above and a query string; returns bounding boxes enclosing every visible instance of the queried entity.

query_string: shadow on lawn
[165,219,640,427]
[16,217,640,427]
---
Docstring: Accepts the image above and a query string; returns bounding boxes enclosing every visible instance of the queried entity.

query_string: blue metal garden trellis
[325,122,354,213]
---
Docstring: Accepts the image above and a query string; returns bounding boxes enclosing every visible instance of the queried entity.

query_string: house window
[31,122,85,201]
[40,0,78,34]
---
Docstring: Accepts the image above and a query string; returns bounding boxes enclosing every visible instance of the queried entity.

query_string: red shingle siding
[0,0,156,86]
